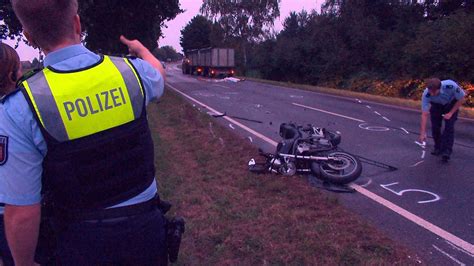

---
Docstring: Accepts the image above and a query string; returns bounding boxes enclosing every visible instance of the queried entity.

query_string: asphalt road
[165,63,474,265]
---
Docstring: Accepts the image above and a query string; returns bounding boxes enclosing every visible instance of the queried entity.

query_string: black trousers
[430,101,458,156]
[51,207,168,265]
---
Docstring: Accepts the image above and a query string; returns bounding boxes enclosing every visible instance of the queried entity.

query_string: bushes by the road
[245,2,474,106]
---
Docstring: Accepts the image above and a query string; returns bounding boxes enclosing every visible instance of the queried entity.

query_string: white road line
[248,136,253,143]
[366,105,372,109]
[354,185,474,255]
[401,127,410,134]
[374,111,381,116]
[244,78,474,122]
[292,103,365,123]
[446,240,474,258]
[214,84,230,89]
[421,150,426,159]
[167,83,474,255]
[229,124,235,130]
[382,116,391,122]
[432,245,466,266]
[168,83,278,146]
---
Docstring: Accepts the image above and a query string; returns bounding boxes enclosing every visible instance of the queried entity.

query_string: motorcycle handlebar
[299,126,313,132]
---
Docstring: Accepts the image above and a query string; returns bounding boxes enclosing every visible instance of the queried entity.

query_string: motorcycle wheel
[279,162,297,176]
[311,152,362,184]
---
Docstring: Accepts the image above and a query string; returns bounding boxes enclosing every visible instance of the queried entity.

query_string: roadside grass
[148,89,420,264]
[241,76,474,119]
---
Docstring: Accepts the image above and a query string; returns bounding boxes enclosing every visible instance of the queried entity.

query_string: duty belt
[67,195,160,222]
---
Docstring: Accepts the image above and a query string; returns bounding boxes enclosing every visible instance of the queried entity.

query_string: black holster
[156,198,185,263]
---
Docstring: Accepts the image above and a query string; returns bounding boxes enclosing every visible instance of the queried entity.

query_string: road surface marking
[433,245,465,266]
[358,123,390,132]
[168,83,278,146]
[380,182,440,204]
[292,103,365,123]
[382,116,391,122]
[360,178,372,188]
[214,84,231,89]
[366,105,372,109]
[401,127,410,134]
[421,150,426,159]
[242,78,474,122]
[374,111,381,116]
[415,141,426,149]
[229,124,235,130]
[353,185,473,254]
[446,240,474,258]
[167,83,474,255]
[248,136,253,143]
[409,160,425,167]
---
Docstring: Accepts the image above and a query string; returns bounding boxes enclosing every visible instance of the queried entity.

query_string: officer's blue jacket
[421,80,466,112]
[0,45,164,211]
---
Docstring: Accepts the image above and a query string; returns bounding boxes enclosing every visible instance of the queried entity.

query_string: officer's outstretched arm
[120,35,166,82]
[4,203,41,266]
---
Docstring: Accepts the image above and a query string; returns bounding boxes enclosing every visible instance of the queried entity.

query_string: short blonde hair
[425,78,441,91]
[12,0,78,50]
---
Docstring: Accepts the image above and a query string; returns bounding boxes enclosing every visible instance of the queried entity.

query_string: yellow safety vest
[21,56,144,142]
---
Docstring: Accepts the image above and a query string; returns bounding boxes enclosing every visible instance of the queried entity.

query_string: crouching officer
[0,0,184,264]
[419,78,466,162]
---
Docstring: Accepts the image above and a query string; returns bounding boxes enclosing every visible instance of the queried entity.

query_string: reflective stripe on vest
[22,56,144,142]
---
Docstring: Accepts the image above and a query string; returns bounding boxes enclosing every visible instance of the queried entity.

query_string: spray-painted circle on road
[358,123,390,132]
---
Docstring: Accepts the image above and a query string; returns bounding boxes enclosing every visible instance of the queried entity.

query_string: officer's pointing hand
[120,35,147,58]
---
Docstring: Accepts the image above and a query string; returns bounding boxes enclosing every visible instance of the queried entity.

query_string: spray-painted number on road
[380,182,441,204]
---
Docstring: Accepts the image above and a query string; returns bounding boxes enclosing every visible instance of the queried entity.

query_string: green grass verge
[147,88,421,264]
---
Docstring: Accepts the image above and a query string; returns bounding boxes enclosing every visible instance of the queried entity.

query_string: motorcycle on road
[248,123,362,185]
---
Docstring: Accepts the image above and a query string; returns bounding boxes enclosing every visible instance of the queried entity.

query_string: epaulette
[17,67,43,85]
[0,88,21,104]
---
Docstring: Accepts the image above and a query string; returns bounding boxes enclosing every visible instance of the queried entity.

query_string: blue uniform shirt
[0,45,164,208]
[421,80,465,112]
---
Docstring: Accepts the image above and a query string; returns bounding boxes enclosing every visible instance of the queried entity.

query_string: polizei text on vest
[63,87,127,121]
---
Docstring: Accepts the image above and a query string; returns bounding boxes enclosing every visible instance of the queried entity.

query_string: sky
[4,0,323,61]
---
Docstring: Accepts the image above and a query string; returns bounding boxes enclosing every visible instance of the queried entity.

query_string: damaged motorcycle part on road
[248,123,362,185]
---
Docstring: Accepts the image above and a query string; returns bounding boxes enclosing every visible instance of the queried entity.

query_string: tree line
[1,0,182,55]
[248,1,474,88]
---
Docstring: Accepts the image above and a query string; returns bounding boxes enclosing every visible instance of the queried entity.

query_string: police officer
[0,42,22,266]
[419,78,466,162]
[0,0,168,264]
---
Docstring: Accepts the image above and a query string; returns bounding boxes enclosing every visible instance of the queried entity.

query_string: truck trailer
[182,48,235,77]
